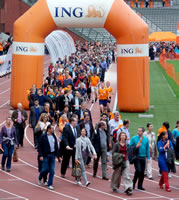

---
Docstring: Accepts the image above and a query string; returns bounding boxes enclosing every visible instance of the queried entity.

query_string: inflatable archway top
[11,0,149,112]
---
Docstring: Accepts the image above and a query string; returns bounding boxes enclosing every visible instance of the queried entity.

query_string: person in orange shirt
[98,82,108,113]
[105,81,113,108]
[90,72,100,103]
[0,43,3,56]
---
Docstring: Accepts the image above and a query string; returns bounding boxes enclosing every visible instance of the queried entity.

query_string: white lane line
[152,167,179,179]
[89,103,94,111]
[0,120,6,127]
[24,127,126,200]
[127,197,164,200]
[85,170,170,200]
[0,188,28,200]
[1,170,78,200]
[19,158,125,200]
[0,79,11,86]
[0,88,10,95]
[160,72,176,98]
[25,127,169,200]
[104,161,179,191]
[112,92,117,113]
[0,100,10,108]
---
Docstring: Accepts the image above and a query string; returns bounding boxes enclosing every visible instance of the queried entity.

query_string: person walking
[92,121,109,180]
[143,123,157,180]
[0,117,18,172]
[60,117,80,178]
[111,132,133,195]
[130,127,150,190]
[75,128,97,186]
[11,103,28,148]
[158,131,173,192]
[29,99,44,149]
[38,125,59,190]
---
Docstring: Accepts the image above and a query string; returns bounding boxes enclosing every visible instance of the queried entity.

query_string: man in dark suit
[70,91,83,119]
[38,125,59,190]
[29,99,44,148]
[94,63,102,79]
[92,121,109,180]
[11,103,28,148]
[79,102,92,123]
[60,117,80,178]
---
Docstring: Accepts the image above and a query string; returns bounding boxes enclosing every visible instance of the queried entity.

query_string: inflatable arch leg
[11,0,149,112]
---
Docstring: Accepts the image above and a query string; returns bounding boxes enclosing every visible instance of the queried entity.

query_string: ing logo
[86,5,105,18]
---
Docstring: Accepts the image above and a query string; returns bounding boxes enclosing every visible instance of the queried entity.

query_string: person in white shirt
[143,123,157,180]
[117,119,131,145]
[108,111,123,138]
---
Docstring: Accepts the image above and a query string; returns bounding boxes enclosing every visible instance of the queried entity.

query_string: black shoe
[102,177,109,180]
[1,166,5,171]
[125,188,133,196]
[6,168,11,172]
[91,100,94,104]
[138,187,145,191]
[93,173,96,177]
[113,189,118,193]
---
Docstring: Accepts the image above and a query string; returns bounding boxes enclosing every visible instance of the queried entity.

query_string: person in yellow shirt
[105,81,113,108]
[90,72,100,103]
[98,82,108,113]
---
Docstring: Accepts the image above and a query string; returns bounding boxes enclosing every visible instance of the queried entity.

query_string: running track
[0,57,179,200]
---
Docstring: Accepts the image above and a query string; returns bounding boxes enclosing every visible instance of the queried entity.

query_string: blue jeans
[39,154,55,186]
[1,143,14,169]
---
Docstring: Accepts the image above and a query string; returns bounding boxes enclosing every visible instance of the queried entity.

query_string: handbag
[71,163,82,177]
[13,149,18,162]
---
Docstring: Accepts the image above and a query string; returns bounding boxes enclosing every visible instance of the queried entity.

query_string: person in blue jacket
[158,131,173,192]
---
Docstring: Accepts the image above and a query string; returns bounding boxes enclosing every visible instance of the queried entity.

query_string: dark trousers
[39,154,55,187]
[37,154,47,183]
[16,123,24,146]
[100,68,106,82]
[32,127,38,147]
[61,149,75,175]
[1,144,14,170]
[133,157,146,188]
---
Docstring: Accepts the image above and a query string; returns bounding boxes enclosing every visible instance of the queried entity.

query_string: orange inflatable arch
[11,0,149,112]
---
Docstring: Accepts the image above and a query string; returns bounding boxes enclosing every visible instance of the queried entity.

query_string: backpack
[112,125,123,143]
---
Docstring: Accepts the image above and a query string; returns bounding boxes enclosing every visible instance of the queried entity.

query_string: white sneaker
[38,180,41,186]
[44,182,48,186]
[168,173,172,178]
[77,181,82,186]
[48,185,54,190]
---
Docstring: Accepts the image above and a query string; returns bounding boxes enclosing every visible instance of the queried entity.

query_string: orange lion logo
[30,46,37,52]
[86,5,105,18]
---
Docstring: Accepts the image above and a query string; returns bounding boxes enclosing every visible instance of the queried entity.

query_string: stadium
[0,0,179,199]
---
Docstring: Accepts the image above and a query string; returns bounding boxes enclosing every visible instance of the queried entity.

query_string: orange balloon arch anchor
[11,0,149,112]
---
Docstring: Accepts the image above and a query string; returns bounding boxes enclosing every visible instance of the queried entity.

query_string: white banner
[46,0,114,28]
[177,30,179,36]
[117,44,149,57]
[0,55,6,64]
[12,42,45,56]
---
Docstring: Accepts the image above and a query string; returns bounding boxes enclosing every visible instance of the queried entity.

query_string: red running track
[0,57,179,200]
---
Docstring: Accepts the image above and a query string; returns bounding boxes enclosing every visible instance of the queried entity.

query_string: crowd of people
[149,42,179,60]
[0,41,179,196]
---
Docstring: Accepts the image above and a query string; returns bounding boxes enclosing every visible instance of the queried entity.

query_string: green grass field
[167,60,179,73]
[119,61,179,137]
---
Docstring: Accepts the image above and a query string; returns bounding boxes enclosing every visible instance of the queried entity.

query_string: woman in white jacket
[75,128,97,186]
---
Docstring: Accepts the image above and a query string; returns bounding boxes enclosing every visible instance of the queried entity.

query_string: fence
[159,54,179,85]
